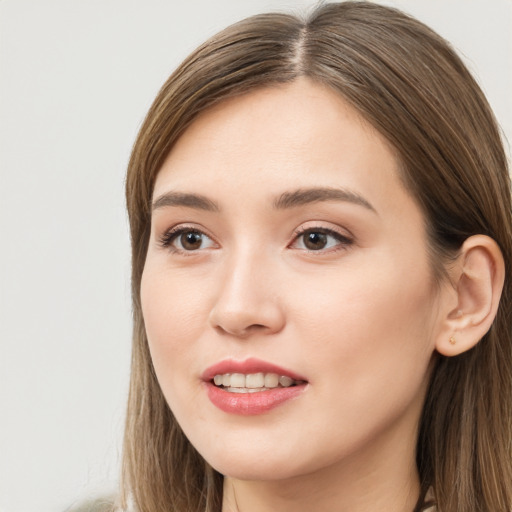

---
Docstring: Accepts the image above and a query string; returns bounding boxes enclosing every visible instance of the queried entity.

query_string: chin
[210,458,303,481]
[194,438,317,482]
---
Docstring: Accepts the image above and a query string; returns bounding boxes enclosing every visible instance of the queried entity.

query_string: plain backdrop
[0,1,510,511]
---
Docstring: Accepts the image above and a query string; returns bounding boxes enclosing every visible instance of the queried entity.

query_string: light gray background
[0,1,510,511]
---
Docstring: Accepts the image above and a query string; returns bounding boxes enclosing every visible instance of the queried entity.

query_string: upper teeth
[213,373,296,389]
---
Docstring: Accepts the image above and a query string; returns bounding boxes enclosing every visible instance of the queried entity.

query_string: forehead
[154,78,406,214]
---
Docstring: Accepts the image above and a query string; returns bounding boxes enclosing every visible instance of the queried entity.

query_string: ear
[435,235,505,357]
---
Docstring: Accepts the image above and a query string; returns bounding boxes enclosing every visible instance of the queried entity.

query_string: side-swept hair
[122,2,512,511]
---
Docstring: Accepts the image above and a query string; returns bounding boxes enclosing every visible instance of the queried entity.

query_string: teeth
[230,373,245,387]
[264,373,279,388]
[212,372,299,390]
[246,373,264,388]
[226,387,265,393]
[279,375,294,387]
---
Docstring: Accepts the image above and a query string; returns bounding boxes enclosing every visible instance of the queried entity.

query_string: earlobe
[436,235,505,357]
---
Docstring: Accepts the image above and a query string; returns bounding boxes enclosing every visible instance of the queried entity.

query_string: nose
[208,251,286,338]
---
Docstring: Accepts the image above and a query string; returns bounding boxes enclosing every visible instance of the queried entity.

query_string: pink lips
[202,357,307,416]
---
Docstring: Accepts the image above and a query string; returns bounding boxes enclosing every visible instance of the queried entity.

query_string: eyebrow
[151,187,376,214]
[152,192,220,212]
[273,187,377,213]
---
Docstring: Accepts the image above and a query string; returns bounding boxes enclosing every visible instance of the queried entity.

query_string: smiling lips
[202,358,308,415]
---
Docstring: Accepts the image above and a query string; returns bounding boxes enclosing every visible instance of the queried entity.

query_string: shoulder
[421,487,436,511]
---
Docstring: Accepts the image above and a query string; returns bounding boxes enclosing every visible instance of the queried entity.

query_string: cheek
[295,248,435,332]
[282,255,437,461]
[140,265,207,382]
[291,248,437,395]
[140,263,224,445]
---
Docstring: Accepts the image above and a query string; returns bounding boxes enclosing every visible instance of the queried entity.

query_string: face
[141,79,442,482]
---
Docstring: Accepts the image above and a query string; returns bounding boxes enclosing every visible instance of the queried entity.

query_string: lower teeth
[220,385,296,393]
[225,387,268,393]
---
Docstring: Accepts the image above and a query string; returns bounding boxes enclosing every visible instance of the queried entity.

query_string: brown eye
[292,227,353,252]
[180,231,203,250]
[303,232,328,250]
[161,228,216,252]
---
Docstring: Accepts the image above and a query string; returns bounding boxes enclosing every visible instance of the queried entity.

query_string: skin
[141,79,453,512]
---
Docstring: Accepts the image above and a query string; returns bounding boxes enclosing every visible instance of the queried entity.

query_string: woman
[120,2,512,511]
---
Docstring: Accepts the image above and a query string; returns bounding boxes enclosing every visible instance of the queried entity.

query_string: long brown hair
[121,2,512,511]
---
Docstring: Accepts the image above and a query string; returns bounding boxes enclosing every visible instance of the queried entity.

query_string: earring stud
[449,336,456,345]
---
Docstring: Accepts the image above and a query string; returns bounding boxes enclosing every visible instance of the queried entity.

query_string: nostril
[214,322,269,338]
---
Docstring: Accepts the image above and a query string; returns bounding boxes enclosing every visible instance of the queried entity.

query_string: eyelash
[158,225,354,254]
[159,225,216,253]
[291,226,354,253]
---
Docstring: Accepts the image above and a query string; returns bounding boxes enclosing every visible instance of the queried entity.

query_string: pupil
[181,231,202,250]
[305,232,327,250]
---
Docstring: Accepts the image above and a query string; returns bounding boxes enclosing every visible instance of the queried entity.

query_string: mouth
[202,358,308,415]
[212,372,303,393]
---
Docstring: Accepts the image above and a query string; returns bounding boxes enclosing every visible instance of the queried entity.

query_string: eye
[160,227,216,252]
[291,227,353,252]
